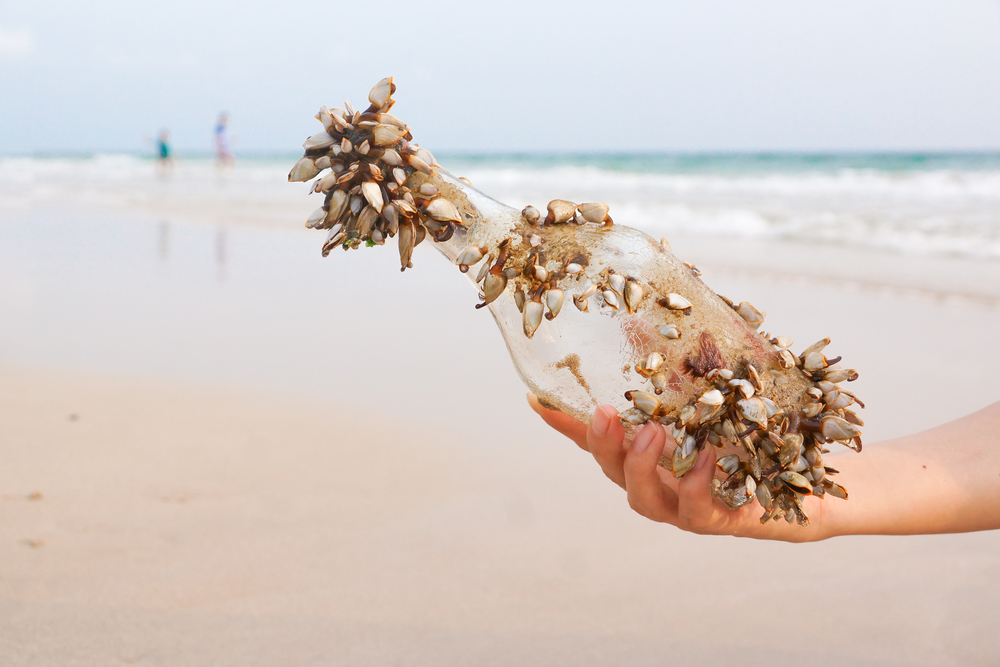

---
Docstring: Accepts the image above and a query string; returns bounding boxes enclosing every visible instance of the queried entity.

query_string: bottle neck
[409,169,523,267]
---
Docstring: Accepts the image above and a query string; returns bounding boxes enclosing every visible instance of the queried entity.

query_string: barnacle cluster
[625,330,863,526]
[288,77,461,268]
[289,78,865,527]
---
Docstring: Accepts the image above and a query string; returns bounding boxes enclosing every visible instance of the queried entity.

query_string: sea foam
[2,153,999,259]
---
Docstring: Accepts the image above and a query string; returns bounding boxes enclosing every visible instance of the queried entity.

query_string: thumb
[676,445,722,532]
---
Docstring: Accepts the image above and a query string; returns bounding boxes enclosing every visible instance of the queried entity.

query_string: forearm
[824,401,1000,538]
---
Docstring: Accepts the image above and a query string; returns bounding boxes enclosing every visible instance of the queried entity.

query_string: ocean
[3,151,1000,259]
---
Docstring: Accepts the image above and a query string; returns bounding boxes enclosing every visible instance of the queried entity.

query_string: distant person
[215,113,234,169]
[156,129,174,177]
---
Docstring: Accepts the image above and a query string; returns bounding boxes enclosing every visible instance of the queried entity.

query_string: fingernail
[632,424,656,453]
[592,406,611,436]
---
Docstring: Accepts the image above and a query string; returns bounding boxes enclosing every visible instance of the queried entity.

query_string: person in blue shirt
[215,113,234,169]
[156,129,174,176]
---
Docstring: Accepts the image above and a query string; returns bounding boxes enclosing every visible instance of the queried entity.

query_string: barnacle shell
[736,397,769,428]
[662,293,692,310]
[623,279,643,314]
[735,302,765,329]
[306,207,325,229]
[373,124,407,146]
[821,415,862,441]
[289,157,320,182]
[698,389,724,406]
[303,131,337,150]
[627,390,662,416]
[777,471,813,496]
[602,290,621,310]
[545,199,577,225]
[369,77,394,108]
[544,289,564,320]
[657,324,680,339]
[577,202,610,224]
[456,245,487,272]
[523,300,543,339]
[424,198,461,223]
[361,182,383,213]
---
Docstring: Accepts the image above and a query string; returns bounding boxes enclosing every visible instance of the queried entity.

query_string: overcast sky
[1,0,999,154]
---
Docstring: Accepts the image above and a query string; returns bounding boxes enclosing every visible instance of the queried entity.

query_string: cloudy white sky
[1,0,999,154]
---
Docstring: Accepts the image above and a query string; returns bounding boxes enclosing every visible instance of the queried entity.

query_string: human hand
[527,394,837,542]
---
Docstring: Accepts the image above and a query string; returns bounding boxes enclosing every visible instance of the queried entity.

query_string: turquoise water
[440,151,1000,175]
[18,150,1000,174]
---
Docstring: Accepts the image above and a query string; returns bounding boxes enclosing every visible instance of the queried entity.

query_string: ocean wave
[2,154,999,260]
[456,165,1000,201]
[0,154,300,211]
[612,203,1000,259]
[456,164,1000,259]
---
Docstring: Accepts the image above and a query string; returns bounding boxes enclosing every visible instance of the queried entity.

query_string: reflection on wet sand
[158,220,170,261]
[215,227,227,282]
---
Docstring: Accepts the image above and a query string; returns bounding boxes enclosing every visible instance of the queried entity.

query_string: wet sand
[2,201,1000,665]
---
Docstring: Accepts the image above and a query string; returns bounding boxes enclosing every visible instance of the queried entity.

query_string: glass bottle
[289,78,865,525]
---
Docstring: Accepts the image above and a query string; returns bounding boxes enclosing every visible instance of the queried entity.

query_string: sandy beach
[3,163,1000,665]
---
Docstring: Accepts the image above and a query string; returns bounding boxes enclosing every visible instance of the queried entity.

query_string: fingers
[528,397,672,506]
[622,423,679,521]
[676,445,723,532]
[587,405,629,489]
[529,393,815,540]
[526,393,589,451]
